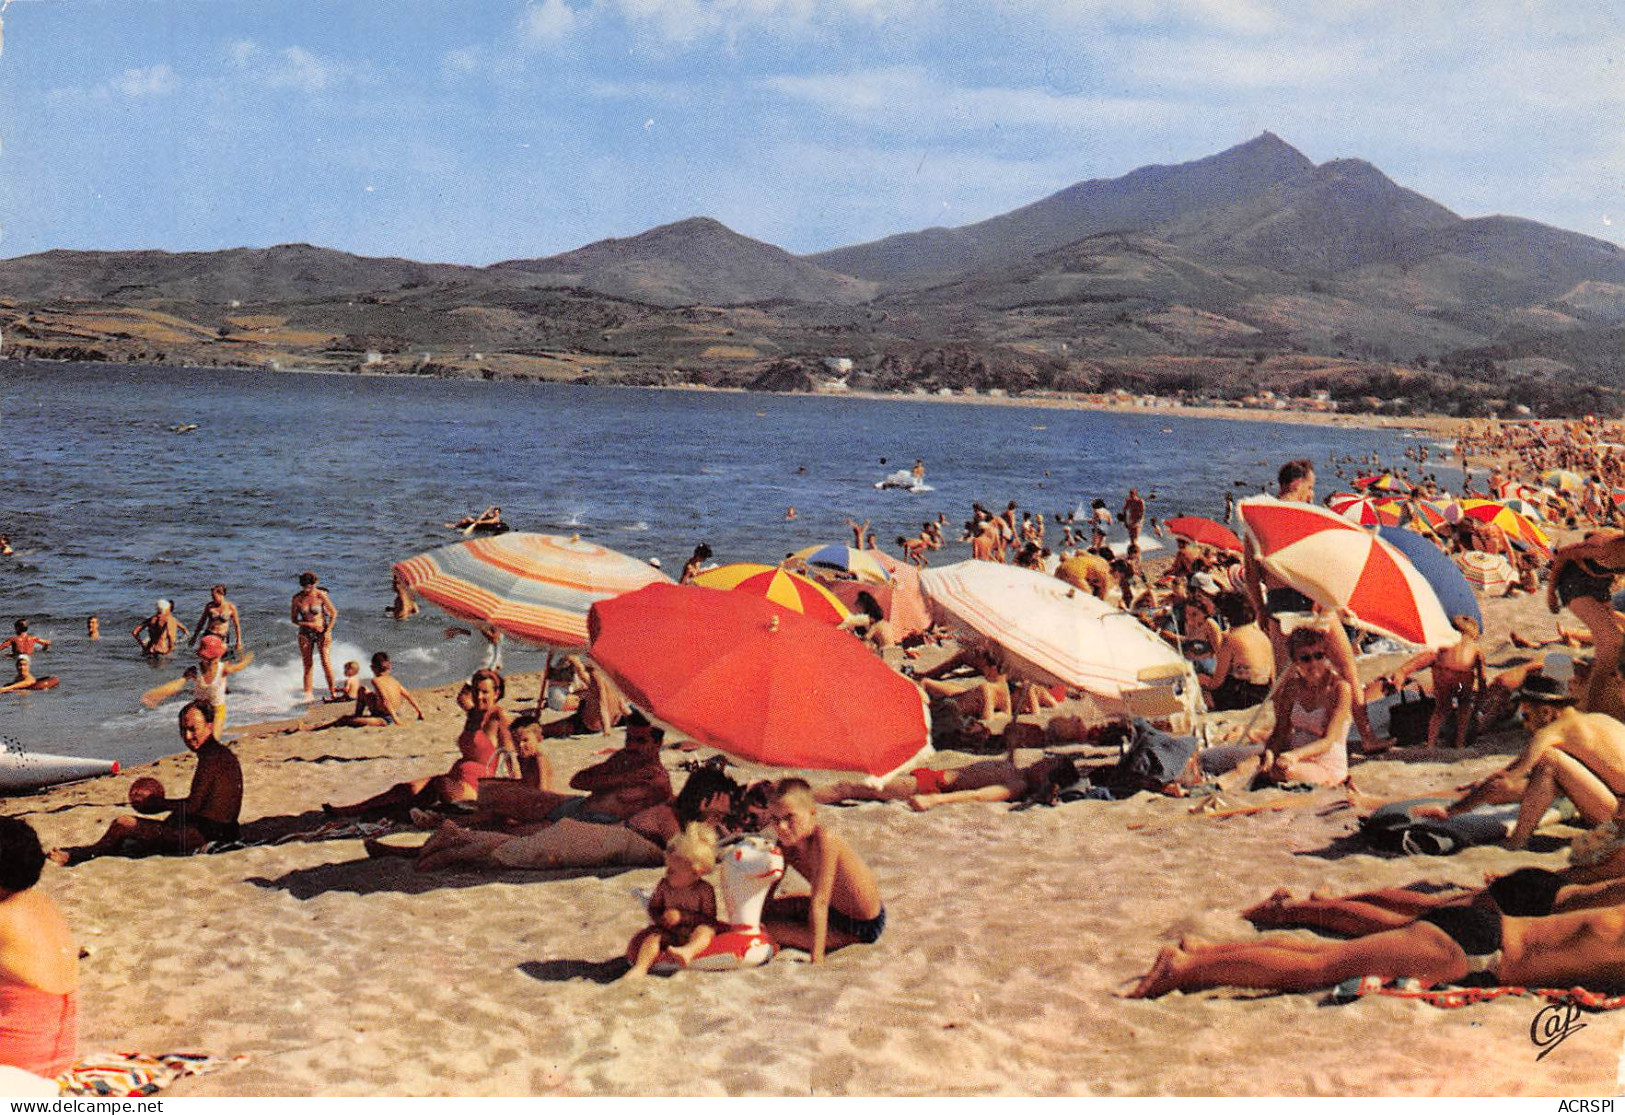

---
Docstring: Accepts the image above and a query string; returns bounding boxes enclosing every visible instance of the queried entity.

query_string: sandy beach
[14,561,1625,1097]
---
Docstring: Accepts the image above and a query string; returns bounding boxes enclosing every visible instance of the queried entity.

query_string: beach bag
[1111,717,1200,793]
[1386,688,1435,748]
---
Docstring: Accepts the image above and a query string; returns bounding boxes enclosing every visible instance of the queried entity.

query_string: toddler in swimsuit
[623,823,720,979]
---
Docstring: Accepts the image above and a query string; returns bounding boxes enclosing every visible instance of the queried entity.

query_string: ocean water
[0,361,1455,770]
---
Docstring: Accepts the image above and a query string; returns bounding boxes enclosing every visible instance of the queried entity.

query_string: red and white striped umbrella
[1238,496,1458,649]
[1385,498,1451,533]
[1326,492,1402,527]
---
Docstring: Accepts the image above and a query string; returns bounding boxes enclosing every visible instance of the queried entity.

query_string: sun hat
[1516,673,1574,705]
[197,635,226,660]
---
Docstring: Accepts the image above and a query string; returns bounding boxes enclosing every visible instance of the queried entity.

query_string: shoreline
[4,355,1475,436]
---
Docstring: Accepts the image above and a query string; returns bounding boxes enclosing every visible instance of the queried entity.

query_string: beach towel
[58,1051,247,1096]
[199,818,411,855]
[1330,974,1625,1012]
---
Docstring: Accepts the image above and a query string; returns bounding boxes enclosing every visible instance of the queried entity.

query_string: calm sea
[0,361,1457,770]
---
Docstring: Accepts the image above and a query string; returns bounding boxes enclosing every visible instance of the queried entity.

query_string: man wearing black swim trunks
[49,703,243,866]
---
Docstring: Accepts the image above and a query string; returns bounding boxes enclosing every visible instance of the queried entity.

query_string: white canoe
[0,750,120,793]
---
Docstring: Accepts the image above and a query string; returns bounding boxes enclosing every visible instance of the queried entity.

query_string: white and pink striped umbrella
[917,561,1194,708]
[1239,496,1458,649]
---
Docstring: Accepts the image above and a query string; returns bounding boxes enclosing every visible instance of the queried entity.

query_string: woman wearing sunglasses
[1251,625,1354,787]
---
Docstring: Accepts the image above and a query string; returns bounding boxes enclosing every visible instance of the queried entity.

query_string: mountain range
[4,132,1623,414]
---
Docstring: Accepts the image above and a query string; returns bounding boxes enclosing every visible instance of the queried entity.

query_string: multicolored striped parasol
[691,563,850,625]
[393,532,671,649]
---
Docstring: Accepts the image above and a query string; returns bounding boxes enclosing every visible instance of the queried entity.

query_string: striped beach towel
[58,1051,247,1096]
[1330,974,1625,1012]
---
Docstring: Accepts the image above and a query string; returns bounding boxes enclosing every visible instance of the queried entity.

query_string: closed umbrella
[1238,496,1458,649]
[393,532,670,649]
[587,584,930,781]
[691,563,850,626]
[1164,516,1243,553]
[918,561,1195,708]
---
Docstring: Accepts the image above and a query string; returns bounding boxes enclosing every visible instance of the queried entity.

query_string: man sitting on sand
[50,703,243,865]
[1409,674,1625,849]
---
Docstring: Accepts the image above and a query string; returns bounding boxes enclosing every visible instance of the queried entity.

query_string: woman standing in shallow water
[290,571,338,700]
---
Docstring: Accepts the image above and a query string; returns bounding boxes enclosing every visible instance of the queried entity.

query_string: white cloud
[216,40,363,93]
[763,66,1178,135]
[112,63,177,98]
[442,46,484,74]
[521,0,582,46]
[264,46,339,92]
[582,0,936,49]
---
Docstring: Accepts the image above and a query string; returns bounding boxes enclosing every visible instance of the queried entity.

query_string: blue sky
[1,0,1621,265]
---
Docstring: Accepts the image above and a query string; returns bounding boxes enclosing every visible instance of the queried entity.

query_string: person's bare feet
[1241,888,1295,924]
[46,848,72,866]
[1509,630,1537,649]
[1123,944,1190,999]
[906,794,937,812]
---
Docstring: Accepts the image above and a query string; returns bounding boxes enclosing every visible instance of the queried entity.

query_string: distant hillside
[5,132,1625,414]
[1161,158,1461,275]
[0,243,480,303]
[491,217,876,307]
[807,132,1315,284]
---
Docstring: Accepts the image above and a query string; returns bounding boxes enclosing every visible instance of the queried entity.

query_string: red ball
[128,776,166,814]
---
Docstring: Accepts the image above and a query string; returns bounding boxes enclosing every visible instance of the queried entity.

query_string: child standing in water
[623,823,720,979]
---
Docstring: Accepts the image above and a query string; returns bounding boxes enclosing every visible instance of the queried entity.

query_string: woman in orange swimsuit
[0,817,78,1079]
[324,668,514,817]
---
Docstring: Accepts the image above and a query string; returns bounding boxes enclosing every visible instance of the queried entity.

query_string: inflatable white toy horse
[654,832,784,972]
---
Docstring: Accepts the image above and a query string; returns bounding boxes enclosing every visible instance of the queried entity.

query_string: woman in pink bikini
[324,668,514,817]
[0,817,78,1079]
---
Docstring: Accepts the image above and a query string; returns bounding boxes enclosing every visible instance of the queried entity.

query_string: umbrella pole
[537,648,553,712]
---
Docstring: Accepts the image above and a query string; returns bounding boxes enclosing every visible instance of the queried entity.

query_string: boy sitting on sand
[308,652,425,730]
[760,778,885,963]
[50,702,243,865]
